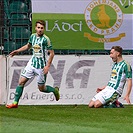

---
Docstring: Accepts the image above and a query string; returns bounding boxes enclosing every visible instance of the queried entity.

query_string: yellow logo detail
[33,44,41,53]
[84,33,125,43]
[96,5,111,28]
[111,70,117,77]
[84,0,125,43]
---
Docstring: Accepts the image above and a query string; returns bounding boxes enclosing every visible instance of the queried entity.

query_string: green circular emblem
[84,0,123,35]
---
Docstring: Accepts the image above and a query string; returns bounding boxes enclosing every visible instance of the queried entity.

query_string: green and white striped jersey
[28,33,53,69]
[107,60,132,95]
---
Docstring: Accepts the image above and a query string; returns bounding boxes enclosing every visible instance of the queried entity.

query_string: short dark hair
[111,46,123,55]
[35,20,45,27]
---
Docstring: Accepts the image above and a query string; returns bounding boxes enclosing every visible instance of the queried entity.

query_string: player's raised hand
[96,86,106,93]
[96,88,102,93]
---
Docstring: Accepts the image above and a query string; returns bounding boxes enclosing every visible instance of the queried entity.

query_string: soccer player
[89,46,132,108]
[6,20,60,108]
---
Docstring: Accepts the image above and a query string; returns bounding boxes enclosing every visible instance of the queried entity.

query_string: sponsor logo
[8,59,95,103]
[33,44,41,53]
[119,0,133,8]
[111,70,117,77]
[10,59,95,89]
[84,0,125,43]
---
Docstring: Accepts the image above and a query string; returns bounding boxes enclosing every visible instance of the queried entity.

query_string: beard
[112,58,117,63]
[37,31,44,36]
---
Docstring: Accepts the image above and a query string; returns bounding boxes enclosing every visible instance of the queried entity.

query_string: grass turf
[0,105,133,133]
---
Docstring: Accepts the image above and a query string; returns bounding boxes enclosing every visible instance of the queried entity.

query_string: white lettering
[46,20,82,32]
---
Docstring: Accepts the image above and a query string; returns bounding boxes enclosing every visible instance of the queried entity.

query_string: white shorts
[21,64,46,85]
[92,86,120,104]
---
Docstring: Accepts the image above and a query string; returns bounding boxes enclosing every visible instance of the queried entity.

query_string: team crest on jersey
[33,44,41,53]
[111,69,117,77]
[84,0,125,43]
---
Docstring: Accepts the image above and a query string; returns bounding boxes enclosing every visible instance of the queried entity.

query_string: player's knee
[94,101,102,108]
[18,82,25,86]
[88,100,94,108]
[88,104,94,108]
[18,77,28,86]
[94,103,100,108]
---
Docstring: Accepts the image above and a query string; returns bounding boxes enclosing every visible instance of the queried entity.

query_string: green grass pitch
[0,105,133,133]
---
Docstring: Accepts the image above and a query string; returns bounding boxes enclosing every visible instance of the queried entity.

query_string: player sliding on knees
[95,86,124,108]
[88,46,132,108]
[6,20,60,108]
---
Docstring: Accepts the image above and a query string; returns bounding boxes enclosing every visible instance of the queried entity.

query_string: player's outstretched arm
[9,43,31,57]
[124,78,132,104]
[9,50,19,57]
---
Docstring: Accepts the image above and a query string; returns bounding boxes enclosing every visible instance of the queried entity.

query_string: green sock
[13,85,24,104]
[43,85,55,93]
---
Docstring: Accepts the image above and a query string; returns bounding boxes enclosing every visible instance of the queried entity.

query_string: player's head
[35,20,46,36]
[110,46,123,63]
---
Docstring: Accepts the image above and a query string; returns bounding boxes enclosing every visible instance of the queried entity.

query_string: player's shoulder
[123,60,132,70]
[29,33,36,38]
[43,34,50,41]
[30,33,36,36]
[123,60,130,66]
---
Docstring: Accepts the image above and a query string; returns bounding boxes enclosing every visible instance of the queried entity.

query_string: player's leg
[38,84,60,101]
[6,65,33,108]
[6,77,29,108]
[14,77,29,103]
[89,100,103,108]
[93,100,103,108]
[103,92,120,108]
[111,99,124,108]
[89,87,117,108]
[95,86,123,108]
[88,91,104,108]
[36,69,60,101]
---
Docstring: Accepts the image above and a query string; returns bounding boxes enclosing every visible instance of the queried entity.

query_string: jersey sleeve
[28,34,33,45]
[44,35,53,50]
[124,63,132,79]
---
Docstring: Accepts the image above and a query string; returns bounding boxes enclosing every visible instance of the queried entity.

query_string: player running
[6,20,60,108]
